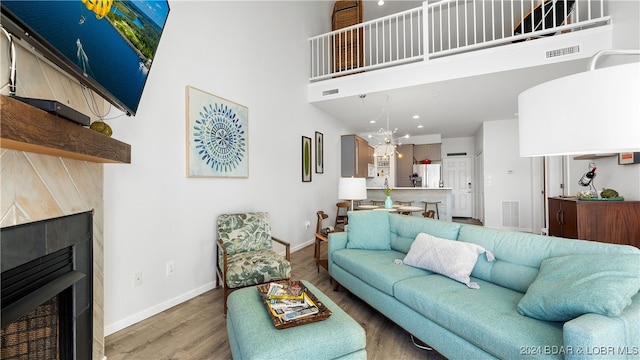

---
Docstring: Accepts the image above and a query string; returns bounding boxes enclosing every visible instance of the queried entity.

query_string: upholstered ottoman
[226,280,366,360]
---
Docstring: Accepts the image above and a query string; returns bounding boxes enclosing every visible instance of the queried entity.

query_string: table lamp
[338,177,367,211]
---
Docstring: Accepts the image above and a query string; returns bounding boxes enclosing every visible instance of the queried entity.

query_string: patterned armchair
[216,212,291,313]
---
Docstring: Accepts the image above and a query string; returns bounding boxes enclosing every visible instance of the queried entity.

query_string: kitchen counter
[367,187,452,190]
[366,187,453,221]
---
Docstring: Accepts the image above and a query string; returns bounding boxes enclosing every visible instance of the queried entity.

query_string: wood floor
[105,243,448,360]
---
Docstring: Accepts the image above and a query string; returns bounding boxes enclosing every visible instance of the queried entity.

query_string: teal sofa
[328,211,640,359]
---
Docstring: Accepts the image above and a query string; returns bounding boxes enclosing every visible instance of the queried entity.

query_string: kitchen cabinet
[548,197,640,248]
[413,144,442,162]
[341,135,373,178]
[395,144,414,187]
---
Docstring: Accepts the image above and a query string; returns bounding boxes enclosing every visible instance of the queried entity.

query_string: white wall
[481,119,534,231]
[103,1,345,335]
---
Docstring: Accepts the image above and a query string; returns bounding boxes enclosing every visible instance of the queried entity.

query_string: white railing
[309,0,609,81]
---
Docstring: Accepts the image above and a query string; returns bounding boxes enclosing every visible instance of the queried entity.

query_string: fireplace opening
[2,295,61,359]
[1,212,93,360]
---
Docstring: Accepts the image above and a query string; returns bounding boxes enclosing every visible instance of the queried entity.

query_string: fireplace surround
[1,211,93,359]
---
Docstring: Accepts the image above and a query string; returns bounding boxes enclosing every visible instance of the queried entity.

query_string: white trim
[104,281,216,336]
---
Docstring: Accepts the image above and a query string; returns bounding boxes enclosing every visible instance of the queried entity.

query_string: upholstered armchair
[216,212,291,313]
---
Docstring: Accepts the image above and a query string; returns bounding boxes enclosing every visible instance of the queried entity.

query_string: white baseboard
[104,281,216,336]
[105,239,315,337]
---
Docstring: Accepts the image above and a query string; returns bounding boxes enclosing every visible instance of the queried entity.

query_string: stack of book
[264,282,319,322]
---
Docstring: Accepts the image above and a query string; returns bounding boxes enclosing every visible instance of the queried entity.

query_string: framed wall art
[302,136,312,182]
[186,86,248,178]
[315,131,324,174]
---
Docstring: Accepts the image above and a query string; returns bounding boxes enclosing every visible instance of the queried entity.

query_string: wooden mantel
[1,95,131,163]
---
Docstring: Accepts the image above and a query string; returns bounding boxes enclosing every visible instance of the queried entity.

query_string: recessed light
[370,120,376,124]
[412,115,420,119]
[378,0,384,6]
[417,125,424,128]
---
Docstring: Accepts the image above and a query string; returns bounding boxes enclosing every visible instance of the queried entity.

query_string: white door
[444,157,473,217]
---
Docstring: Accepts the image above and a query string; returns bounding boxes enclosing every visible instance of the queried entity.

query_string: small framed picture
[315,131,324,174]
[302,136,312,182]
[619,152,640,165]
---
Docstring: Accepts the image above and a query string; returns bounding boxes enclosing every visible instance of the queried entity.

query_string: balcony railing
[309,0,610,81]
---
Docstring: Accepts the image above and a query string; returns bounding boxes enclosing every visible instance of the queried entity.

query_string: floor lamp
[519,51,639,157]
[338,177,367,211]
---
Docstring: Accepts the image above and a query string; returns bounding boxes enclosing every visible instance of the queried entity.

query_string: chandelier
[366,95,409,158]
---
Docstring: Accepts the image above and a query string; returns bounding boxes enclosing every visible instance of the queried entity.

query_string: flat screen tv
[1,0,170,116]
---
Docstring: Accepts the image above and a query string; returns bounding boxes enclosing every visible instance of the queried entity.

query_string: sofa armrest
[271,236,291,261]
[563,293,640,360]
[328,232,348,274]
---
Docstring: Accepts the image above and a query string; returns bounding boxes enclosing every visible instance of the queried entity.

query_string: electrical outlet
[305,221,311,229]
[133,272,143,287]
[166,261,175,277]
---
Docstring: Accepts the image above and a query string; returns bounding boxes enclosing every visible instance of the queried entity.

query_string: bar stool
[421,201,441,219]
[371,200,385,206]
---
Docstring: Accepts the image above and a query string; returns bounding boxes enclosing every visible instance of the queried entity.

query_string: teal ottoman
[226,280,366,360]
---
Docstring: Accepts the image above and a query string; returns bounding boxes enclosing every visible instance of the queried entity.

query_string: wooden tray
[578,196,624,201]
[257,280,332,329]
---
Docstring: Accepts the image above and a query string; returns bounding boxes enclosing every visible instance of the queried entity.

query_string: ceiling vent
[546,45,580,58]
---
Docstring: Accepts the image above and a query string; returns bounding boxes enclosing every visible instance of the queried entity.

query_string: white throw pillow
[402,233,495,289]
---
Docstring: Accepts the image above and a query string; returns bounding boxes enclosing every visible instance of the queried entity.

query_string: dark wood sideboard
[548,197,640,248]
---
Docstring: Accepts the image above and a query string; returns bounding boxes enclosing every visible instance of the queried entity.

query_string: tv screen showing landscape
[1,0,170,115]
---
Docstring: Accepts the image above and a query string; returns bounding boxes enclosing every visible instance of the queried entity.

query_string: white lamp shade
[338,177,367,200]
[518,62,640,157]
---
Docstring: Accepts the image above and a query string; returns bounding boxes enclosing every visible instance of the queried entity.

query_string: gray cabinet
[395,144,414,187]
[414,144,442,162]
[341,135,373,178]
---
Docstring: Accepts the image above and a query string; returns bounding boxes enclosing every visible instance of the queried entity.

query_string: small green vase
[384,196,393,209]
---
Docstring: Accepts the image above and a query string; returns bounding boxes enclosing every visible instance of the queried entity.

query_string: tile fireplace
[1,212,93,359]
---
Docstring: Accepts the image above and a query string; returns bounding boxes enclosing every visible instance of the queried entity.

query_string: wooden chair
[315,211,329,258]
[422,210,436,218]
[216,212,291,314]
[335,201,350,230]
[370,200,385,206]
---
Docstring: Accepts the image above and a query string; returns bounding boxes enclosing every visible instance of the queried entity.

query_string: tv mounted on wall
[1,0,170,116]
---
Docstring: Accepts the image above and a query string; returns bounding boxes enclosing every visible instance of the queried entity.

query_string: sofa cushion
[394,276,564,359]
[517,253,640,321]
[218,212,273,255]
[224,250,292,288]
[332,248,429,296]
[346,211,391,250]
[403,233,494,289]
[457,224,640,293]
[389,214,461,254]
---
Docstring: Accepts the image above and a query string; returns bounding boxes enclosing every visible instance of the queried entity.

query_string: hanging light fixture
[367,94,409,158]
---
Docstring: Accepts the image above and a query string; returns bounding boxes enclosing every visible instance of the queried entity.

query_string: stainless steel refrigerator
[412,164,441,188]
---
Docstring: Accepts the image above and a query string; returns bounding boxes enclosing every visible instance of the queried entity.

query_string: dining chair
[335,201,350,230]
[422,210,436,218]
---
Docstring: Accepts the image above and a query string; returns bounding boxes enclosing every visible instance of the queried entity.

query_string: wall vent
[502,201,520,228]
[322,89,339,96]
[546,45,580,58]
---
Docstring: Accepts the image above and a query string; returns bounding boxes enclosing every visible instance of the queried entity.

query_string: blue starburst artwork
[187,87,248,177]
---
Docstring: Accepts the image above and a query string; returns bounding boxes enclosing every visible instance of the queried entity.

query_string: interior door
[444,157,473,217]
